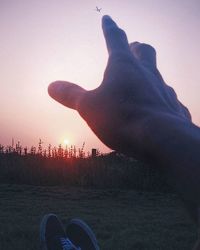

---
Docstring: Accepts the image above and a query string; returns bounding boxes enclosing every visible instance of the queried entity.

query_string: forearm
[145,114,200,206]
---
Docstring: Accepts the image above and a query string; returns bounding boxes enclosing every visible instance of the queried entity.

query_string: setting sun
[64,139,69,145]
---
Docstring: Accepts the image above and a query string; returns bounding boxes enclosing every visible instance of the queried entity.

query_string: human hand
[48,15,191,159]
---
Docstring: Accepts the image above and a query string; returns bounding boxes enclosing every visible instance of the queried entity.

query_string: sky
[0,0,200,153]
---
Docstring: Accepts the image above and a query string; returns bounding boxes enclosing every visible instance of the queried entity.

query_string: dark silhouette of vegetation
[0,140,172,192]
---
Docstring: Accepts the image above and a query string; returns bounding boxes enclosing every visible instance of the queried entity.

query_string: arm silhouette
[48,15,200,224]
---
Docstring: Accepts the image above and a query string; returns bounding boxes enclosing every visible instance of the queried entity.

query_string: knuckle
[134,43,156,56]
[168,86,177,98]
[140,43,156,53]
[129,41,140,50]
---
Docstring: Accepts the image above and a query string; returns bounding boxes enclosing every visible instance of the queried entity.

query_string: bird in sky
[95,6,102,12]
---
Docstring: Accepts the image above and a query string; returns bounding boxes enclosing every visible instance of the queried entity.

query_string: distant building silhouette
[92,148,97,158]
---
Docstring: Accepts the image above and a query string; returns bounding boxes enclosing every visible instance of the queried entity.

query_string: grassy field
[0,184,197,250]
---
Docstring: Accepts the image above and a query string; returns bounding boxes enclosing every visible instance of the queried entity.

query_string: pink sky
[0,0,200,152]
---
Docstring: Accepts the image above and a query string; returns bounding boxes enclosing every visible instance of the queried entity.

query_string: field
[0,184,197,250]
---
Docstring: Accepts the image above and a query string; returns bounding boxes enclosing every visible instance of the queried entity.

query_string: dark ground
[0,184,197,250]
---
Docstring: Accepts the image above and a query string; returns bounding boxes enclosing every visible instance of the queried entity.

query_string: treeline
[0,141,172,192]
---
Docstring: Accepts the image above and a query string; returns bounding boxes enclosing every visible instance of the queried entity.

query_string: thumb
[48,81,87,110]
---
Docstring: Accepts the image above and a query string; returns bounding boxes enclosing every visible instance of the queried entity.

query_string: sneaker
[40,213,81,250]
[66,218,100,250]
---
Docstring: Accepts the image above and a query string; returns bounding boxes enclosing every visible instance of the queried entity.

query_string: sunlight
[63,139,69,145]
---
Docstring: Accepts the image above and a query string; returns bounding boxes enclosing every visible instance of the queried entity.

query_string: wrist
[143,113,198,161]
[141,113,200,205]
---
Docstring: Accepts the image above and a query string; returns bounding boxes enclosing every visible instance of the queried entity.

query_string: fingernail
[48,82,64,96]
[103,15,112,20]
[102,15,117,27]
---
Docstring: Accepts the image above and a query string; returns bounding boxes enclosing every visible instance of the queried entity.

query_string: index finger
[102,15,130,55]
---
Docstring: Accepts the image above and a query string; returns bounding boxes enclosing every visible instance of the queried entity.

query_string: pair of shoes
[40,214,100,250]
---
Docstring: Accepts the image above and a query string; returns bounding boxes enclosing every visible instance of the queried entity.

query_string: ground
[0,184,197,249]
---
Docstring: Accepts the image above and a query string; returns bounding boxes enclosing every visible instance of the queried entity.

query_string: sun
[63,139,69,145]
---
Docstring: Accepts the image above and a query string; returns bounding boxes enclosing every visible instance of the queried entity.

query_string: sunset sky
[0,0,200,152]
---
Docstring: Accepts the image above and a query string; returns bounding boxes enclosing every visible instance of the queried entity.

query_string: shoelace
[60,237,81,250]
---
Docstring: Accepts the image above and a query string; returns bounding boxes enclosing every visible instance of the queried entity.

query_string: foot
[40,214,81,250]
[40,214,100,250]
[66,218,100,250]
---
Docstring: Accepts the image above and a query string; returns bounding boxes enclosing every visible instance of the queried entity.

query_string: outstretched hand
[48,15,191,159]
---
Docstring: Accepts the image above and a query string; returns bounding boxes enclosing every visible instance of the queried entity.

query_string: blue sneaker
[40,214,99,250]
[66,218,100,250]
[40,214,80,250]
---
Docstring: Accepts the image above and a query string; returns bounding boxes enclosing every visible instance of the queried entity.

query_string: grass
[0,153,172,192]
[0,184,197,250]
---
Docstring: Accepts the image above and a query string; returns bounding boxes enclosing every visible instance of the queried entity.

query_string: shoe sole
[66,218,100,250]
